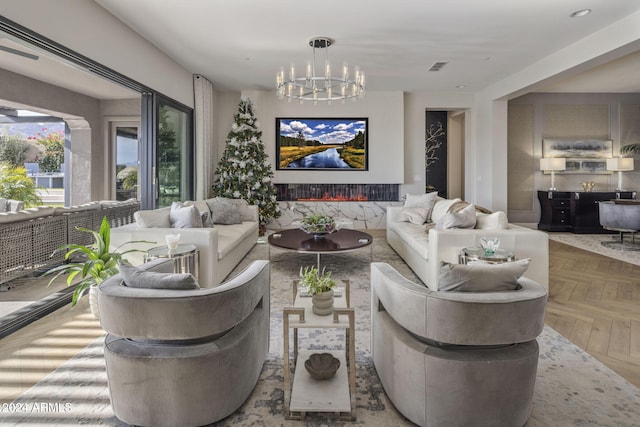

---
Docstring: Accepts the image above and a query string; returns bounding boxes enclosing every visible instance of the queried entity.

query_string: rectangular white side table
[283,280,356,420]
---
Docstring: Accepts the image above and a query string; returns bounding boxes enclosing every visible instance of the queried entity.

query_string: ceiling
[0,36,137,100]
[1,0,640,100]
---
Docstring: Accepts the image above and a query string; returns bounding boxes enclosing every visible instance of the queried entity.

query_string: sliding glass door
[141,94,194,209]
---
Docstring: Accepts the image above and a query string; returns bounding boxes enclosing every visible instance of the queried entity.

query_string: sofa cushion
[397,207,429,225]
[430,198,462,223]
[8,200,24,212]
[119,262,200,289]
[435,203,476,229]
[170,202,204,228]
[216,221,257,259]
[389,220,431,258]
[439,258,530,292]
[0,198,6,213]
[206,197,242,225]
[475,211,508,230]
[134,207,171,228]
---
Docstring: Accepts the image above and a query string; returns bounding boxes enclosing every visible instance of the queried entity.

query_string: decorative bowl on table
[299,214,337,239]
[479,236,500,256]
[304,353,340,380]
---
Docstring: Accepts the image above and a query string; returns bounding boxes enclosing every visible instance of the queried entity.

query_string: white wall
[1,0,194,107]
[240,90,404,185]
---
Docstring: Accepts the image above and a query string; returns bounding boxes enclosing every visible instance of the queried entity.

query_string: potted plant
[299,265,336,315]
[45,216,147,318]
[300,213,337,238]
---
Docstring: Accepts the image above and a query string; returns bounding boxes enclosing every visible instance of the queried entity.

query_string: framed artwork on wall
[542,139,613,174]
[275,118,368,170]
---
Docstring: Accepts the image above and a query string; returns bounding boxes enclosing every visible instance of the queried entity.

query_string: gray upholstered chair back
[599,201,640,231]
[371,262,547,345]
[98,259,270,340]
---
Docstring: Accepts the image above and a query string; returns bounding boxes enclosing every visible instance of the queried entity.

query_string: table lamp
[606,157,634,191]
[540,158,566,191]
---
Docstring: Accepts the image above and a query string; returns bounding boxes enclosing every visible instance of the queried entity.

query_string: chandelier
[276,37,365,103]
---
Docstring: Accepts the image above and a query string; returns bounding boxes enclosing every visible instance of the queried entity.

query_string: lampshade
[606,157,634,171]
[539,157,566,171]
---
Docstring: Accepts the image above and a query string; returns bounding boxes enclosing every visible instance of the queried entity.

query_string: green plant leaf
[99,216,110,249]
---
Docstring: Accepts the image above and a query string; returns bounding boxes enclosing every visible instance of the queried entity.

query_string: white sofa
[110,202,259,287]
[386,200,549,290]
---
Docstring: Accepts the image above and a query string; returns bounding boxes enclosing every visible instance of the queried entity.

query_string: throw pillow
[206,197,242,225]
[430,198,462,223]
[404,192,438,209]
[397,207,429,225]
[435,203,477,229]
[439,258,530,292]
[404,192,439,222]
[183,200,214,227]
[231,198,256,222]
[134,208,171,228]
[475,211,508,230]
[119,263,200,290]
[201,211,214,228]
[0,198,6,213]
[170,202,204,228]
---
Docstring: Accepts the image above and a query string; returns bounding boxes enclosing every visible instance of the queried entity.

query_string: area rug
[548,232,640,267]
[1,237,639,426]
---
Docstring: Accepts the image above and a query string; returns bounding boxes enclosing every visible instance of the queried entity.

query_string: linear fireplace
[275,184,399,202]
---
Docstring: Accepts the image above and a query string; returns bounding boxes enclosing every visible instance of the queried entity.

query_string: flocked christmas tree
[212,97,280,231]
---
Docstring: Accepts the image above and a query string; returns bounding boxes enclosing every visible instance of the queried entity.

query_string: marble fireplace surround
[270,201,402,230]
[270,183,402,230]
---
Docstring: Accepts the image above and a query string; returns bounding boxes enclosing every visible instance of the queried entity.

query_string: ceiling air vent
[428,61,448,72]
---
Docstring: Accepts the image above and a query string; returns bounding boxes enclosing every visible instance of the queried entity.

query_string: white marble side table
[283,279,356,421]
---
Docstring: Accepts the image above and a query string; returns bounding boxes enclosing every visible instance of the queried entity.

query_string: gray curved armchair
[599,200,640,243]
[98,259,270,427]
[371,262,547,427]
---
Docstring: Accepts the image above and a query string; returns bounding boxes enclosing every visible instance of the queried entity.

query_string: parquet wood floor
[546,239,640,388]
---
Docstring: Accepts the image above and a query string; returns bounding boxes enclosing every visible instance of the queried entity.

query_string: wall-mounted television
[276,117,368,170]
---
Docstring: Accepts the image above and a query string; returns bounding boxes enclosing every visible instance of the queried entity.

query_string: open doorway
[0,107,65,206]
[425,109,465,200]
[109,122,140,201]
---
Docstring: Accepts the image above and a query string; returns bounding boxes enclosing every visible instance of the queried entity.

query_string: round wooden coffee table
[268,228,373,269]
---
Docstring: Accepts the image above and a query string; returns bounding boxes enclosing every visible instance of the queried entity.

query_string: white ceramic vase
[89,285,100,319]
[312,289,334,316]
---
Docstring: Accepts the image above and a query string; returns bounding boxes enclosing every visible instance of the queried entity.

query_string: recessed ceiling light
[570,9,591,18]
[456,85,466,89]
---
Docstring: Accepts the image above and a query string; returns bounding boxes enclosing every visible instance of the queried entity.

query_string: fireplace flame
[297,192,368,201]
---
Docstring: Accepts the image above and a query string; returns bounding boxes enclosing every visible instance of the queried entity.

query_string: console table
[537,191,636,233]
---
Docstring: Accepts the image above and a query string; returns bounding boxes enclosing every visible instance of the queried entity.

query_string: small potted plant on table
[299,214,337,239]
[299,265,336,315]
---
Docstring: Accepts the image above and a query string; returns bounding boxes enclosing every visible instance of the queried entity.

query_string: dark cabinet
[538,191,636,233]
[537,191,571,232]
